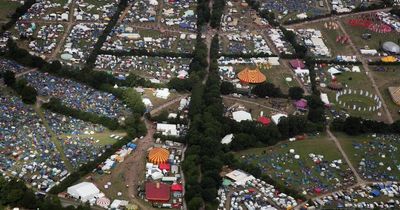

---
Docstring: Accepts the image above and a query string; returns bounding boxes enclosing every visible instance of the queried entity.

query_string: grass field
[335,132,400,181]
[236,134,355,195]
[340,16,400,50]
[261,66,298,94]
[0,0,21,21]
[370,67,400,121]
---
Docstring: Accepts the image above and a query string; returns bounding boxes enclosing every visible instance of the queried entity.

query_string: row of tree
[83,0,128,70]
[332,116,400,136]
[210,0,226,28]
[2,70,37,104]
[0,175,91,210]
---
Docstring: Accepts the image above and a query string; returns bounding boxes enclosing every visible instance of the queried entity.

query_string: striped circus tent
[388,87,400,106]
[148,147,170,164]
[237,67,266,84]
[96,197,110,208]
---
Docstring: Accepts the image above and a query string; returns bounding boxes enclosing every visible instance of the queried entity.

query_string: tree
[20,85,37,104]
[220,81,234,95]
[251,82,283,98]
[343,117,362,135]
[3,70,16,87]
[122,88,146,115]
[288,87,304,100]
[188,197,203,210]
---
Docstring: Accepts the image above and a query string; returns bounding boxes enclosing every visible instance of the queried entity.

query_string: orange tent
[381,56,397,63]
[148,148,170,164]
[237,67,266,84]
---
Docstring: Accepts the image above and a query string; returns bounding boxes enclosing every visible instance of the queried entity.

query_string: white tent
[157,123,178,136]
[225,170,255,186]
[221,134,234,144]
[271,113,288,125]
[154,88,170,99]
[232,110,252,122]
[320,93,330,105]
[67,182,100,202]
[142,98,153,107]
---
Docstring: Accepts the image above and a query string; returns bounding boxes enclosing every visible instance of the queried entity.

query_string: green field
[370,67,400,121]
[341,17,400,50]
[0,0,21,21]
[236,134,356,196]
[336,132,400,181]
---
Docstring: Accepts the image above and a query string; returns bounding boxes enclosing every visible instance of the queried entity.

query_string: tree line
[2,70,37,104]
[0,0,36,33]
[210,0,226,28]
[0,175,91,210]
[332,116,400,136]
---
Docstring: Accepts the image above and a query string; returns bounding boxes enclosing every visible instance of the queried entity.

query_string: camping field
[336,132,400,181]
[261,65,298,94]
[236,134,356,196]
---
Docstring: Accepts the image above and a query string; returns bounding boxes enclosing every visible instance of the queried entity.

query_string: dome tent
[382,41,400,54]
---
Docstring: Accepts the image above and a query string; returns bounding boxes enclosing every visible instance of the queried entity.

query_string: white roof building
[157,123,178,136]
[221,134,234,144]
[271,113,288,125]
[226,170,255,186]
[232,110,252,122]
[67,182,100,202]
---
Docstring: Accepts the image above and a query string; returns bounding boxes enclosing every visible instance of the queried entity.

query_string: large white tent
[232,110,252,122]
[67,182,100,202]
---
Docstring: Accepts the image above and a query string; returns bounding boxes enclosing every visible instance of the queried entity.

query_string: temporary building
[320,93,330,105]
[237,67,266,84]
[96,197,111,208]
[221,134,234,144]
[294,99,308,110]
[271,113,288,124]
[388,87,400,106]
[110,200,129,209]
[156,123,178,136]
[225,170,255,186]
[148,148,170,164]
[257,116,271,125]
[289,59,305,69]
[382,41,400,54]
[381,56,397,63]
[171,184,183,191]
[145,182,170,203]
[232,110,252,122]
[159,163,170,171]
[67,182,100,202]
[154,88,170,99]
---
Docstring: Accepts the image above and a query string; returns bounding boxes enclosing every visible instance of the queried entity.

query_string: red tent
[159,163,170,171]
[171,184,183,191]
[146,182,171,203]
[289,59,305,69]
[257,116,271,125]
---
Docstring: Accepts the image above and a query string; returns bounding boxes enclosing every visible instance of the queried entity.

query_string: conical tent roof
[148,148,170,164]
[237,67,266,84]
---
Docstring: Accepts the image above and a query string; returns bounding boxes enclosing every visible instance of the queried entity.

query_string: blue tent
[371,189,381,197]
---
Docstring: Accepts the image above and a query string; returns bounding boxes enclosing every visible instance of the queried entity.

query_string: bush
[251,82,284,98]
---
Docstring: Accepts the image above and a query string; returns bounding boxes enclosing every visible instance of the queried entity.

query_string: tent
[388,87,400,106]
[67,182,100,202]
[257,116,271,125]
[146,182,170,203]
[148,148,170,164]
[232,110,252,122]
[171,184,183,191]
[159,163,170,171]
[381,56,397,63]
[382,41,400,54]
[271,113,288,124]
[221,134,234,144]
[237,67,266,84]
[289,59,305,69]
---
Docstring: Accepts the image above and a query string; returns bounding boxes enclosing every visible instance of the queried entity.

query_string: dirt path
[49,0,76,61]
[337,21,394,124]
[222,95,288,114]
[15,68,37,78]
[326,126,364,184]
[285,8,392,27]
[150,94,189,116]
[123,118,155,198]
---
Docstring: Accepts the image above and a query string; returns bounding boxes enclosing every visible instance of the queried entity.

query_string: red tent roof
[146,182,170,202]
[171,183,183,191]
[257,116,271,125]
[159,163,170,171]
